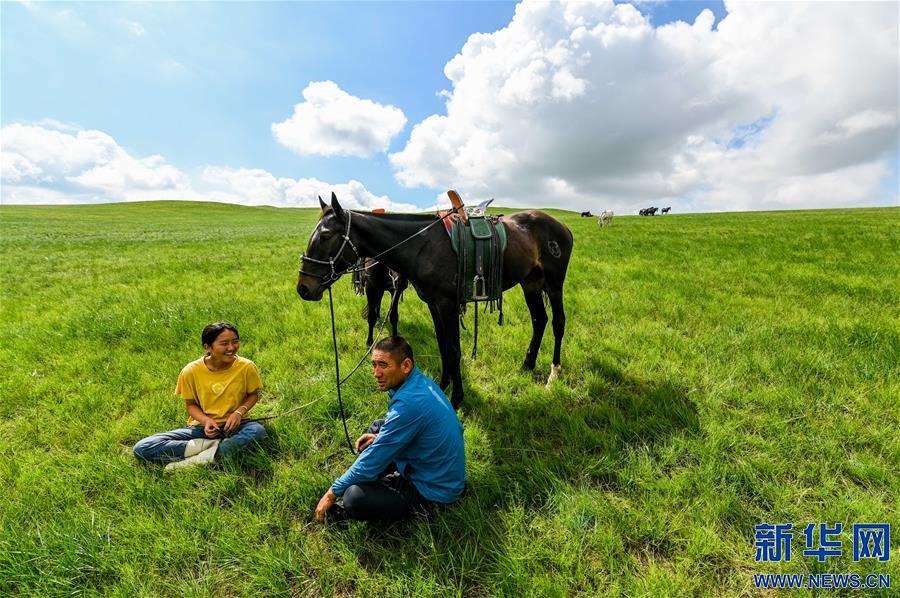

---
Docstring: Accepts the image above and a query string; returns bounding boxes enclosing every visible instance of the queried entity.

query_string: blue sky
[2,1,897,213]
[3,2,512,190]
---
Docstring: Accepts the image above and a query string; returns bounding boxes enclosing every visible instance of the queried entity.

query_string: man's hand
[315,489,338,523]
[355,433,377,452]
[224,411,243,434]
[203,419,222,438]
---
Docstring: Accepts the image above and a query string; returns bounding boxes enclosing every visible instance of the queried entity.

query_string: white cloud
[1,122,189,203]
[390,0,899,213]
[117,18,146,37]
[159,59,192,78]
[200,167,418,212]
[21,4,94,43]
[0,122,415,211]
[272,81,408,158]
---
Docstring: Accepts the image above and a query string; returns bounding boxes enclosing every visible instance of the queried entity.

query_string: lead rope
[339,205,463,277]
[472,300,479,359]
[328,286,355,454]
[247,316,386,425]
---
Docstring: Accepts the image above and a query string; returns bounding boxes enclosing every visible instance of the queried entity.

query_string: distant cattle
[661,207,671,214]
[580,211,593,217]
[597,210,614,226]
[639,207,659,216]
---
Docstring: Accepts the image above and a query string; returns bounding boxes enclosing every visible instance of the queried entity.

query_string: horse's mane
[317,208,439,224]
[353,210,439,222]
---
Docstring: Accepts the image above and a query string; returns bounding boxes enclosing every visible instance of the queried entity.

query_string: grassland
[1,202,898,596]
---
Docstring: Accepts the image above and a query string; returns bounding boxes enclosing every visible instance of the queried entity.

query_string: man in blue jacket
[314,336,466,522]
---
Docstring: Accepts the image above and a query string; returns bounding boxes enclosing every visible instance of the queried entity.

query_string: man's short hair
[374,336,413,365]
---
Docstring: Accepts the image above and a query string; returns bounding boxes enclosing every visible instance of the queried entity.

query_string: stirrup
[472,275,488,300]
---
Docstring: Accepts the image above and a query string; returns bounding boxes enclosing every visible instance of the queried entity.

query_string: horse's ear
[330,192,345,221]
[318,195,327,211]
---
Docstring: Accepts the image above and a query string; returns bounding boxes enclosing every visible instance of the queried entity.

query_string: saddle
[439,190,507,314]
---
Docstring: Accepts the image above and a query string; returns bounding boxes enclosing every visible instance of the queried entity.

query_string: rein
[244,312,389,452]
[328,285,355,454]
[294,205,462,454]
[299,206,461,284]
[361,206,459,264]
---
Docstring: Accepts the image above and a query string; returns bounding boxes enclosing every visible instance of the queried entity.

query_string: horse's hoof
[545,364,561,387]
[521,362,536,372]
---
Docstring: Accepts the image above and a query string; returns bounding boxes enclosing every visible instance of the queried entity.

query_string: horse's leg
[387,289,401,337]
[439,302,464,409]
[545,287,566,385]
[548,287,566,366]
[427,300,463,408]
[521,287,548,371]
[427,302,450,390]
[366,286,383,346]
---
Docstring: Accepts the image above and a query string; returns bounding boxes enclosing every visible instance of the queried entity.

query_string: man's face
[371,349,412,392]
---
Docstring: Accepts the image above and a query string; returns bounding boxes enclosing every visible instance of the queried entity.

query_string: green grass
[1,202,898,596]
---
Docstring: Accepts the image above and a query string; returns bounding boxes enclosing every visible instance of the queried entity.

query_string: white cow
[598,210,614,226]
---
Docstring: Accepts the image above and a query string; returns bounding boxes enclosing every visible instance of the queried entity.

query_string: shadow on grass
[470,357,699,505]
[337,358,699,590]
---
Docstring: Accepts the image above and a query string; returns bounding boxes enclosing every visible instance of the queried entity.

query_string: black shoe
[325,503,351,526]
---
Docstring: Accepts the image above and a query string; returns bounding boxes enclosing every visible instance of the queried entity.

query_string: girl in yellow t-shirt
[133,322,267,470]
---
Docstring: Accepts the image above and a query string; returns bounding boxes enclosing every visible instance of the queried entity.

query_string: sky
[2,0,898,214]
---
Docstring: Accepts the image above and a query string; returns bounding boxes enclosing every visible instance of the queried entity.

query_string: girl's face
[204,329,240,365]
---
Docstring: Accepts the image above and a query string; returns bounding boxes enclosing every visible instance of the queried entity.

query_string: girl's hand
[224,411,243,434]
[204,419,222,438]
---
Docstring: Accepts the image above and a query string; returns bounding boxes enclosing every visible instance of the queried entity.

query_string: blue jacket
[331,367,466,503]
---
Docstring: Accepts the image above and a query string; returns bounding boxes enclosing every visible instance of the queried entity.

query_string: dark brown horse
[297,193,573,408]
[352,258,408,346]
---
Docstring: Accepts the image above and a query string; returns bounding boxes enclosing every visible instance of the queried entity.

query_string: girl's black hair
[201,322,239,347]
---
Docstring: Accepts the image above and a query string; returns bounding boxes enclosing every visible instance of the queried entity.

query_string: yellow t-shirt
[175,355,262,425]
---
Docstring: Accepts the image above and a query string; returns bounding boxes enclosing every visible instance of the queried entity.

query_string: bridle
[299,210,361,287]
[295,203,462,453]
[299,206,461,289]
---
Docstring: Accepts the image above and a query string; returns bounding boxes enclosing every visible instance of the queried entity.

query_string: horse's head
[297,192,358,301]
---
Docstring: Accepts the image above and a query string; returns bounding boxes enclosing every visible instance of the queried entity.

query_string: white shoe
[183,438,220,458]
[165,439,220,472]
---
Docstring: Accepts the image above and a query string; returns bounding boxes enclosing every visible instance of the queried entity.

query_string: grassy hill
[1,202,897,595]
